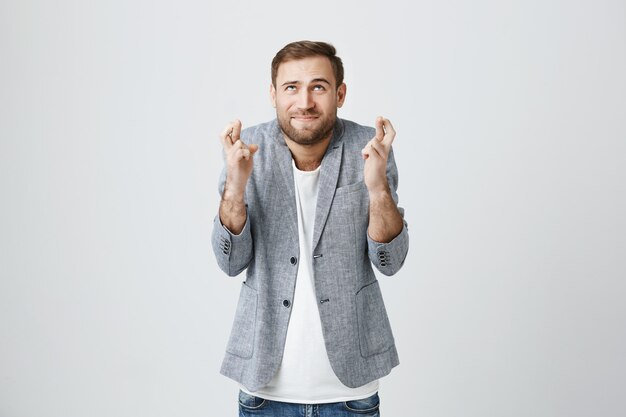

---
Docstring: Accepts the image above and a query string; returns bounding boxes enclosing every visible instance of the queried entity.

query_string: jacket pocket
[356,281,394,358]
[226,282,257,359]
[334,180,365,196]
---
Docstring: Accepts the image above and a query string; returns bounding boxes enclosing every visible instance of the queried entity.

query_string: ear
[270,83,277,108]
[336,83,347,108]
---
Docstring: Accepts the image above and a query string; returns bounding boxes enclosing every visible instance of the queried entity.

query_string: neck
[284,135,331,171]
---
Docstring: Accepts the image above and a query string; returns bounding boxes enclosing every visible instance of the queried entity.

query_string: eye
[313,85,326,91]
[285,85,296,92]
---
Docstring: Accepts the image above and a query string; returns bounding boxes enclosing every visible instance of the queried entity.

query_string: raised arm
[361,117,409,275]
[211,119,258,276]
[219,119,258,234]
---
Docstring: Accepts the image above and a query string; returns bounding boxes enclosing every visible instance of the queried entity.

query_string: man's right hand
[220,120,259,200]
[219,120,258,234]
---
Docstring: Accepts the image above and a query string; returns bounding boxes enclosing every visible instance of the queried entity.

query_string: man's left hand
[362,116,396,195]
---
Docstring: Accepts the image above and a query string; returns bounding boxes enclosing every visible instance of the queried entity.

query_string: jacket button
[290,256,297,265]
[283,299,291,308]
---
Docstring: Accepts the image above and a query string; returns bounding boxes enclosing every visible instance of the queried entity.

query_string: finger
[231,139,246,152]
[361,139,373,158]
[229,140,257,160]
[381,118,396,146]
[374,116,384,141]
[231,119,242,143]
[368,139,386,158]
[361,139,381,159]
[220,121,241,149]
[229,146,248,162]
[361,144,370,159]
[220,124,234,149]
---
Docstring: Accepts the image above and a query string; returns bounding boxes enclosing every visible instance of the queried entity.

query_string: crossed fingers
[220,120,241,148]
[362,116,396,159]
[220,119,254,160]
[375,116,396,146]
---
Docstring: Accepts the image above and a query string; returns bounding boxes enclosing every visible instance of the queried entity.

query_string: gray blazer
[211,118,409,392]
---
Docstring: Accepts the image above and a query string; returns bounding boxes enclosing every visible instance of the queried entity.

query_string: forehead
[276,56,336,84]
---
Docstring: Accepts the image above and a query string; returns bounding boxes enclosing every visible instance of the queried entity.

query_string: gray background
[1,0,625,416]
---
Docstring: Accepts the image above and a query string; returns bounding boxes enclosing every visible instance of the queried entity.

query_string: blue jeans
[238,390,380,417]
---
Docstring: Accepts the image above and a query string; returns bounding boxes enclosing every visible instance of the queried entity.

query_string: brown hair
[271,41,344,88]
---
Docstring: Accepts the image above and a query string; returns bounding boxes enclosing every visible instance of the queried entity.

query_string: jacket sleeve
[211,214,253,276]
[367,147,409,276]
[210,168,253,276]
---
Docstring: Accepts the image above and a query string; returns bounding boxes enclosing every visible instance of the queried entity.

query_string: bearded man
[212,40,409,416]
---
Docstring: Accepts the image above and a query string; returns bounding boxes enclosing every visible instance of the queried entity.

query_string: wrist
[367,184,391,201]
[222,185,245,203]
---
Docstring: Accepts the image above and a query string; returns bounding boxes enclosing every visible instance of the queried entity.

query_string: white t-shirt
[242,161,378,403]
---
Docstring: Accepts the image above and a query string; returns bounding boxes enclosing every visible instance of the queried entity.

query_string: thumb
[374,116,384,141]
[248,144,259,154]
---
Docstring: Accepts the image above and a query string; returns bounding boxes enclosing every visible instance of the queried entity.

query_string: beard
[277,110,337,146]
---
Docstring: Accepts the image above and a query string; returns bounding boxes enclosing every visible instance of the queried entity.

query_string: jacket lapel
[312,123,345,251]
[273,132,299,240]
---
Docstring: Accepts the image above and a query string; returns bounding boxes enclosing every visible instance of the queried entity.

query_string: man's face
[271,56,346,146]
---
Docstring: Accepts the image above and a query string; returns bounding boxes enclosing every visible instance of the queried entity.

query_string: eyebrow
[280,78,332,87]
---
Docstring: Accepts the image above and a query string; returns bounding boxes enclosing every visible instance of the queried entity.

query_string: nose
[296,89,314,111]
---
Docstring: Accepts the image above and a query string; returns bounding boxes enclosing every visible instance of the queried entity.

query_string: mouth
[291,113,319,122]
